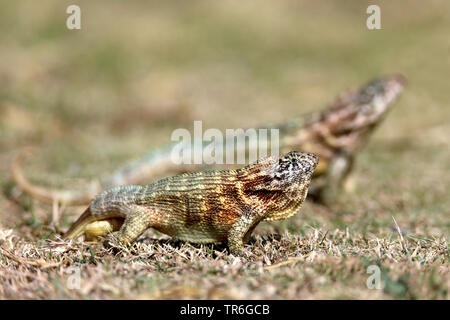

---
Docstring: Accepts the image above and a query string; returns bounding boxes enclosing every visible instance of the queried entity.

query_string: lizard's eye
[279,158,289,168]
[290,159,299,170]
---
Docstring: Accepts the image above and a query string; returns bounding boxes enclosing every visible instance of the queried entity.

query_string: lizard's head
[334,74,405,121]
[322,74,406,150]
[272,151,318,185]
[247,151,318,192]
[355,74,406,116]
[240,151,318,206]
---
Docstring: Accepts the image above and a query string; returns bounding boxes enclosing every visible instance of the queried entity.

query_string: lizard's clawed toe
[103,232,122,248]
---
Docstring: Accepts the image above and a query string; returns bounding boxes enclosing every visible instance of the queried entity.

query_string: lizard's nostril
[302,161,312,172]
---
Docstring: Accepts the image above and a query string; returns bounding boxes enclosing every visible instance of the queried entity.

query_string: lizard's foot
[103,231,126,249]
[228,246,252,261]
[228,241,245,256]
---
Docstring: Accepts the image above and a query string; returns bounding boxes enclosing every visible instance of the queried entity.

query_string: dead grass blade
[0,246,61,270]
[264,252,313,271]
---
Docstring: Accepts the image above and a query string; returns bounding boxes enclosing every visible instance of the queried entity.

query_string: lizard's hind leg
[105,205,155,247]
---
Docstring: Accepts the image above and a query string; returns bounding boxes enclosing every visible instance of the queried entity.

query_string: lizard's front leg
[227,209,262,256]
[105,205,154,247]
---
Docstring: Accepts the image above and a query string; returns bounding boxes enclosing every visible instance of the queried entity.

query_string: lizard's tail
[63,207,96,240]
[11,148,100,206]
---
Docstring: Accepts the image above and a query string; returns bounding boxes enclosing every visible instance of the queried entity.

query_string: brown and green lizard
[11,74,406,205]
[63,151,318,255]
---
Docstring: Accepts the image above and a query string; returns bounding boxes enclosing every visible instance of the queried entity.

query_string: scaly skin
[63,151,318,255]
[11,74,405,205]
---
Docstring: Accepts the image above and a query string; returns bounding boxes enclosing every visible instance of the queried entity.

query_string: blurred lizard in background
[11,74,406,206]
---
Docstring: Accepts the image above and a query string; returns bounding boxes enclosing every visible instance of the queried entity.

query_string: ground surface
[0,1,448,299]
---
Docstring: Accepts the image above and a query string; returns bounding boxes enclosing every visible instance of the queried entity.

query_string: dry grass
[1,223,447,299]
[0,1,449,299]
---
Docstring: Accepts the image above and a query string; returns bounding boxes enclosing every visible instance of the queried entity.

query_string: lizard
[63,151,318,255]
[11,74,406,205]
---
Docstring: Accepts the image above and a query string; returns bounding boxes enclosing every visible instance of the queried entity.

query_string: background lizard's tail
[11,148,100,206]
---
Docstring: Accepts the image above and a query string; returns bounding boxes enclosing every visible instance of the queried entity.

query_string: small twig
[318,230,329,246]
[264,252,313,271]
[392,216,409,254]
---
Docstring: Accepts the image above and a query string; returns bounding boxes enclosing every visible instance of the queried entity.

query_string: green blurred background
[1,1,448,159]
